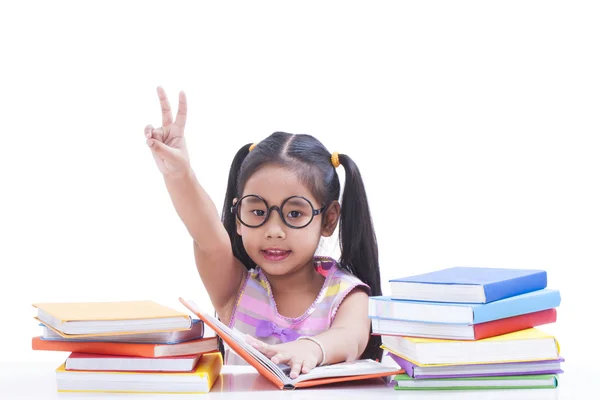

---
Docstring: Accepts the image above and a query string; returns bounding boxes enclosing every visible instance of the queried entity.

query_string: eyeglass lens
[237,195,315,228]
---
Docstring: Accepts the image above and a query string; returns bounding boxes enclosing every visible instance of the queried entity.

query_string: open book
[179,298,402,390]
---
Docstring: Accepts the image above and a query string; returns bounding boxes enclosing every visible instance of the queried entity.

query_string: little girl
[144,87,382,379]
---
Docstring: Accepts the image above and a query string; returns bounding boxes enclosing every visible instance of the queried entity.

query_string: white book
[65,352,203,372]
[40,319,204,343]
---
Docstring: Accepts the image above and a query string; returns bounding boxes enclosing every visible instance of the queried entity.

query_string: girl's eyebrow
[244,197,264,205]
[285,198,311,207]
[243,195,315,207]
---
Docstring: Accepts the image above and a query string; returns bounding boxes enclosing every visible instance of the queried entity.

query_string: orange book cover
[32,336,219,358]
[32,300,191,338]
[179,297,402,390]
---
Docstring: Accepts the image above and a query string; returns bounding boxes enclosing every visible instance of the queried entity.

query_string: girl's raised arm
[145,87,245,320]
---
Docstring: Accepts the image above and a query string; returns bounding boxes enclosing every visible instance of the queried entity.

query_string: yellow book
[33,300,191,338]
[56,352,223,394]
[381,328,560,366]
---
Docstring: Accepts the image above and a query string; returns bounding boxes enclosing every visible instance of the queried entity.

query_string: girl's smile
[261,248,292,262]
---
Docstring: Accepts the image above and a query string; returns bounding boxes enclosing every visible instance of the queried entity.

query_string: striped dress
[225,256,370,365]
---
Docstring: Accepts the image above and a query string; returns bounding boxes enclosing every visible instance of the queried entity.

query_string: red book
[32,336,219,357]
[371,309,557,340]
[473,309,557,340]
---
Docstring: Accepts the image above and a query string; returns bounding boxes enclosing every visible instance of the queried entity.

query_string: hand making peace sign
[144,87,191,178]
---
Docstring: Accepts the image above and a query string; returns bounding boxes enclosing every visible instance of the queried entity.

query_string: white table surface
[0,362,586,399]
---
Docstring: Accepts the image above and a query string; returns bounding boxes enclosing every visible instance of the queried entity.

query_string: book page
[181,299,291,385]
[291,359,400,384]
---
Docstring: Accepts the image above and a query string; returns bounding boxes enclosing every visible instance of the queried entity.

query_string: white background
[1,0,598,369]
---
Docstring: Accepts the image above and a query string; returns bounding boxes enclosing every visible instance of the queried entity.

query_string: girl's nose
[263,212,286,239]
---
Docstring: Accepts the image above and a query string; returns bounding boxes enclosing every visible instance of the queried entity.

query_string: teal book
[394,373,558,390]
[369,289,560,324]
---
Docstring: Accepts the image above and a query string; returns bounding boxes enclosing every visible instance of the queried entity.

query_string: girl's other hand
[144,86,191,178]
[245,335,324,379]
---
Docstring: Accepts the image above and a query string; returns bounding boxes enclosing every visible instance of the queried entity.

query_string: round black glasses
[231,195,329,229]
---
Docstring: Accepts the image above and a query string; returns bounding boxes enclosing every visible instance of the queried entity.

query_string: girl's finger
[244,334,257,345]
[173,91,187,129]
[152,127,167,140]
[157,86,173,127]
[301,359,317,374]
[245,335,263,350]
[271,352,290,365]
[144,124,165,142]
[144,124,154,138]
[147,138,178,161]
[289,360,303,379]
[246,336,278,358]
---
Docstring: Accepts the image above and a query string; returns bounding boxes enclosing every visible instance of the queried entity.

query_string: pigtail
[221,143,255,271]
[337,154,383,361]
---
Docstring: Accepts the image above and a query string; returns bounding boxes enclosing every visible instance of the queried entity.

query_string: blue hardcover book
[389,267,547,303]
[369,289,561,324]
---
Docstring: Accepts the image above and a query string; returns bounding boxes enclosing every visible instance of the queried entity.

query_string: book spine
[413,370,563,379]
[473,309,557,340]
[32,337,156,357]
[483,271,547,303]
[386,352,417,377]
[472,289,561,323]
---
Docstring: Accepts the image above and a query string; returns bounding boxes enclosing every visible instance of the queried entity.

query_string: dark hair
[221,132,382,362]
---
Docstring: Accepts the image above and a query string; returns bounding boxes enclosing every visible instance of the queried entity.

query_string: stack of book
[369,267,562,391]
[31,300,222,394]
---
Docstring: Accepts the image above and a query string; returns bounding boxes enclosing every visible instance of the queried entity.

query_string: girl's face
[235,164,338,277]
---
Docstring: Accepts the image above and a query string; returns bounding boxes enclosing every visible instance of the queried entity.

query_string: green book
[394,373,559,390]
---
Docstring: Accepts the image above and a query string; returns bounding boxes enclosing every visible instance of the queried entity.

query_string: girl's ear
[233,198,242,236]
[321,200,340,237]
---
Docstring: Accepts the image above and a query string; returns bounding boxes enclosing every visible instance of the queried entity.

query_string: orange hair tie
[331,152,340,168]
[249,143,257,152]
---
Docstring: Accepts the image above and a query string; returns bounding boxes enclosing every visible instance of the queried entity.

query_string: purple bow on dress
[255,320,300,343]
